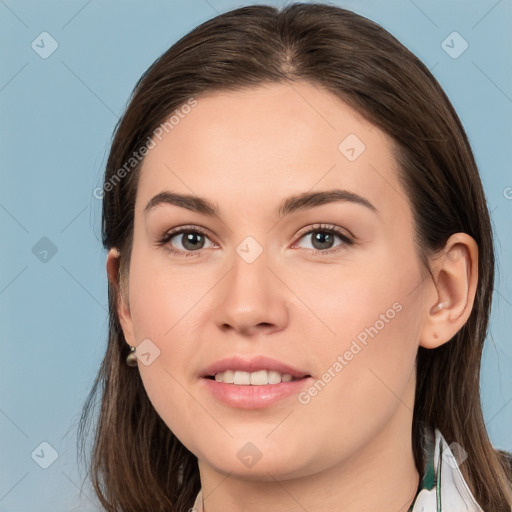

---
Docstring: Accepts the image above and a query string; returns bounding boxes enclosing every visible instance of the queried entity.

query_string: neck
[197,383,420,512]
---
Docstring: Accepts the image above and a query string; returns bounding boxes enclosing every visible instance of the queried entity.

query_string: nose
[212,248,289,337]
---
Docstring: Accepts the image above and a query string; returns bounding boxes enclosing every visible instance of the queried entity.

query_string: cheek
[290,244,423,419]
[288,240,423,357]
[136,363,205,459]
[127,239,212,341]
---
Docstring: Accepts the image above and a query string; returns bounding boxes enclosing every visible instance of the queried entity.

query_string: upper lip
[202,355,311,379]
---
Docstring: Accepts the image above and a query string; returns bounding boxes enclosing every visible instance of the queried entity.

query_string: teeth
[249,370,267,385]
[220,369,234,383]
[212,369,297,385]
[268,370,282,384]
[234,370,251,385]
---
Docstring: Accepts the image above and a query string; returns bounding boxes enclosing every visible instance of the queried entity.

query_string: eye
[294,224,353,252]
[156,226,216,256]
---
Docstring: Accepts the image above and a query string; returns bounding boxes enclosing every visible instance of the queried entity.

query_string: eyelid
[293,223,353,245]
[159,224,214,240]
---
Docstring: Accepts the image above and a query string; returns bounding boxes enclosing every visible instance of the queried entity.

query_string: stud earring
[126,345,138,367]
[432,302,446,312]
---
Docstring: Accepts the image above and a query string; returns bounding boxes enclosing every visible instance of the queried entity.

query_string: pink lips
[201,355,311,379]
[200,355,313,409]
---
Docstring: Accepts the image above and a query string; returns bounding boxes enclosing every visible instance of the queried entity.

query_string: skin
[107,81,478,512]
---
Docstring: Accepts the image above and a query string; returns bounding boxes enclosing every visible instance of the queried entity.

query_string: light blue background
[1,1,511,510]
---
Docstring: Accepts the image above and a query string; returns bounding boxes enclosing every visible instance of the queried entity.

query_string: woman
[79,3,512,511]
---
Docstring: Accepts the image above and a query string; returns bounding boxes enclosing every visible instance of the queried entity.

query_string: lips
[201,355,312,380]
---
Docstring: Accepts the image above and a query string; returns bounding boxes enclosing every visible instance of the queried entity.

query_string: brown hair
[78,3,512,511]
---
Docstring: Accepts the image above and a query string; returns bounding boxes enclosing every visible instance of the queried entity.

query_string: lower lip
[202,377,312,409]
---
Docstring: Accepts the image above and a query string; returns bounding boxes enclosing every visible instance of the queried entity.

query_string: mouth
[200,356,313,409]
[201,355,312,383]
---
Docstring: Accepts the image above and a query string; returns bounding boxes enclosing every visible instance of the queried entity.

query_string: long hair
[78,3,512,511]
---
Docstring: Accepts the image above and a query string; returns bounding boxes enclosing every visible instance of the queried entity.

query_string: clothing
[407,427,483,511]
[191,428,484,512]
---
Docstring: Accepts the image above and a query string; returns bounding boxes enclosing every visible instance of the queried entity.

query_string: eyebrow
[144,188,377,218]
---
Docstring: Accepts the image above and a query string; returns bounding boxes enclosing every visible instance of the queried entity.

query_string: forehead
[136,81,410,222]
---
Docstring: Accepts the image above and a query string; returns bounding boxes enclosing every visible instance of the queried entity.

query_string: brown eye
[310,231,336,250]
[295,225,352,252]
[157,226,215,256]
[178,232,206,251]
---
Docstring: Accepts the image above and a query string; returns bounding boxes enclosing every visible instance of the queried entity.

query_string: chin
[198,444,314,481]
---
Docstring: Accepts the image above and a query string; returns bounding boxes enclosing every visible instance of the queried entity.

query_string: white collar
[409,428,483,511]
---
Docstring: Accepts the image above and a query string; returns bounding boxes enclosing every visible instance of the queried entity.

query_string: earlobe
[106,248,136,346]
[419,233,478,349]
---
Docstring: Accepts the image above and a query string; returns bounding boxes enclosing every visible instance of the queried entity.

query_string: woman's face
[115,81,432,480]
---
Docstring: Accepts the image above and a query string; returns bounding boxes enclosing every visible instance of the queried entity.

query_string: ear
[106,248,136,346]
[419,233,478,349]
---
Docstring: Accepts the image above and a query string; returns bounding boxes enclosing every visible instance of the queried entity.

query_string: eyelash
[156,223,353,257]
